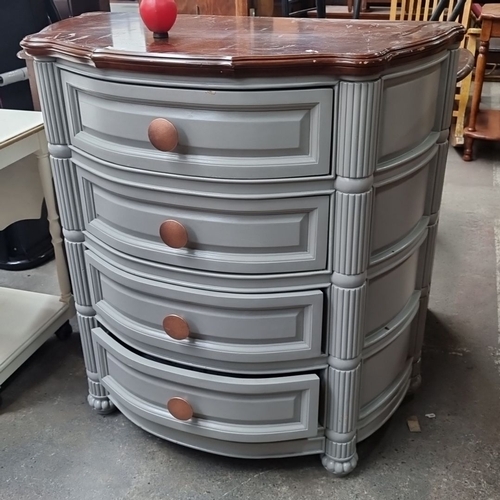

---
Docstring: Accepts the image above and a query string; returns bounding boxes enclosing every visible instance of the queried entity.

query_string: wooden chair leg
[454,33,478,146]
[454,78,470,146]
[463,135,474,161]
[463,39,489,161]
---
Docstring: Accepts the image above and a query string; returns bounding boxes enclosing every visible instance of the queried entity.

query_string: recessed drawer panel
[86,251,324,372]
[360,328,411,407]
[61,71,333,180]
[379,63,442,161]
[78,166,329,274]
[365,248,421,335]
[371,163,431,254]
[360,294,418,407]
[93,328,320,443]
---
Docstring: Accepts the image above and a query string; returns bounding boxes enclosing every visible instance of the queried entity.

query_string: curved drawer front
[360,293,418,407]
[378,60,443,162]
[86,251,324,371]
[360,328,411,408]
[78,166,329,274]
[92,328,320,443]
[365,246,422,335]
[61,71,333,180]
[371,161,431,254]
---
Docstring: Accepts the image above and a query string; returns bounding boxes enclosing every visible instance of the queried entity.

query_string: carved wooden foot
[321,452,358,476]
[86,370,116,414]
[87,392,116,414]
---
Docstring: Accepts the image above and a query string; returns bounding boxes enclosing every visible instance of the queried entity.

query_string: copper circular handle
[159,220,188,249]
[148,118,178,152]
[167,397,193,421]
[163,314,190,340]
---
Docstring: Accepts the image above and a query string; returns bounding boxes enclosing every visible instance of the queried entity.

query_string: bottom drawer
[93,328,320,443]
[360,293,419,407]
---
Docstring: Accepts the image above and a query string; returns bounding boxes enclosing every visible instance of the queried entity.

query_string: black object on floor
[0,203,54,271]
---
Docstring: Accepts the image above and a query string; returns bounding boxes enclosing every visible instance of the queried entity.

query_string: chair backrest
[281,0,326,17]
[46,0,110,20]
[389,0,472,28]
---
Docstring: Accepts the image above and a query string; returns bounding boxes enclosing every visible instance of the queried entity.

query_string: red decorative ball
[139,0,178,38]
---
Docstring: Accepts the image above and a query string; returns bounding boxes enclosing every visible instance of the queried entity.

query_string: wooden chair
[176,0,252,16]
[50,0,110,18]
[389,0,477,146]
[281,0,327,17]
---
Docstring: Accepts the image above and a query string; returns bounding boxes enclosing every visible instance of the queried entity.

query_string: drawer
[78,166,330,274]
[360,294,418,407]
[92,328,320,443]
[378,62,442,162]
[86,250,325,372]
[371,163,431,254]
[61,71,333,180]
[365,242,422,335]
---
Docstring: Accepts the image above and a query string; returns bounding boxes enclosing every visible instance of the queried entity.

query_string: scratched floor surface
[1,103,500,499]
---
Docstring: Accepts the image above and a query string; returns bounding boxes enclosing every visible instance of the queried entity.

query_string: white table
[0,109,74,388]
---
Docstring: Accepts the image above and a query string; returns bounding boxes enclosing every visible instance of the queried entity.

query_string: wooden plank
[407,415,422,432]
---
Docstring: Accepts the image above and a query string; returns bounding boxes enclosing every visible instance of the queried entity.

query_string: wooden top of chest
[21,12,464,78]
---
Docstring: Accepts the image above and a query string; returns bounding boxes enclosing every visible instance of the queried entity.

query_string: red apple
[139,0,178,38]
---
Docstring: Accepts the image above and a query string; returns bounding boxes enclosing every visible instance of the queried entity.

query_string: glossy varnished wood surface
[481,4,500,21]
[176,0,249,16]
[464,109,500,141]
[21,12,464,77]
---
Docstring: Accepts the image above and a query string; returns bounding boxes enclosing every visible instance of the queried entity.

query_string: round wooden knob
[148,118,178,152]
[163,314,190,340]
[167,397,193,421]
[159,220,188,249]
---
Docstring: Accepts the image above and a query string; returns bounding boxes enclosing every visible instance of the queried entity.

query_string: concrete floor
[2,129,500,499]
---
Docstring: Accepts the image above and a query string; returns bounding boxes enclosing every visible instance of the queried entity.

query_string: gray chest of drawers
[23,13,464,475]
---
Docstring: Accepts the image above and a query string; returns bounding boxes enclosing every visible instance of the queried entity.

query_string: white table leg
[35,131,72,305]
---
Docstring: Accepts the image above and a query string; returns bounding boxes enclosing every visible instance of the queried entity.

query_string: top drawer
[61,71,334,180]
